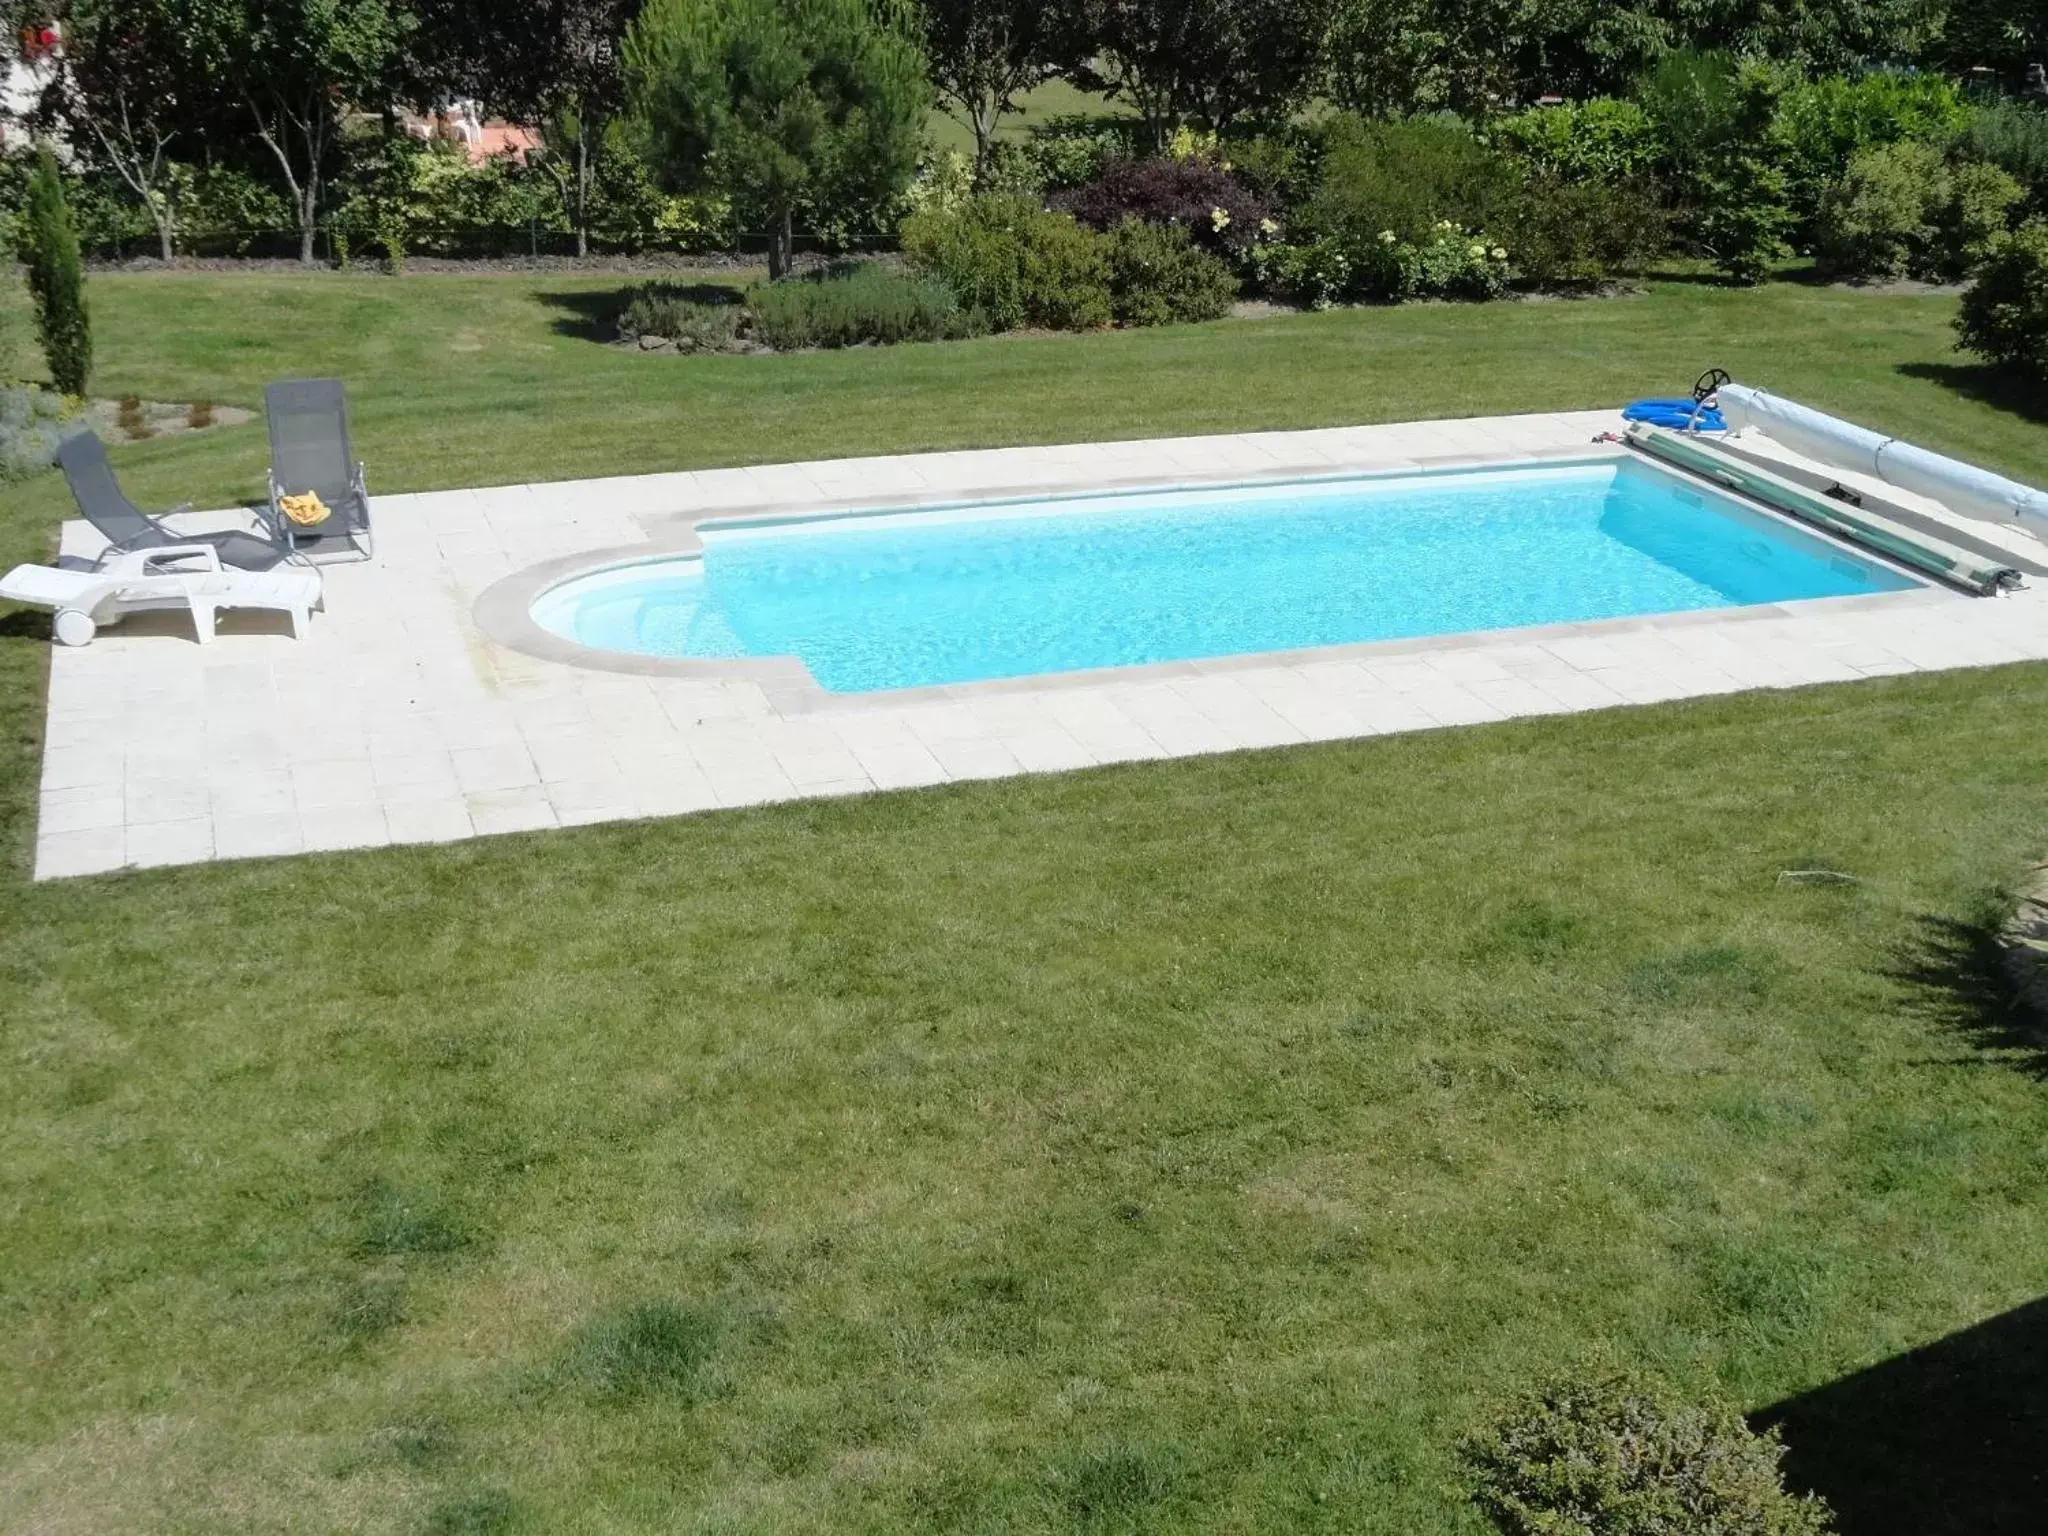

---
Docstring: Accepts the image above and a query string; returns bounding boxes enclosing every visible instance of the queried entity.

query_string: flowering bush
[1251,234,1353,308]
[1255,221,1510,305]
[1048,156,1278,260]
[1378,221,1513,300]
[903,148,976,219]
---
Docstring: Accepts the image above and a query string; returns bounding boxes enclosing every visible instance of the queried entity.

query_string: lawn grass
[3,274,2048,1532]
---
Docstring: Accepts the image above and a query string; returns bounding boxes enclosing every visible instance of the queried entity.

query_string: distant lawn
[3,273,2048,1532]
[926,76,1135,156]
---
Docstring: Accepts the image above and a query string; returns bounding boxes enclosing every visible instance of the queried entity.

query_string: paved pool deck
[32,408,2048,879]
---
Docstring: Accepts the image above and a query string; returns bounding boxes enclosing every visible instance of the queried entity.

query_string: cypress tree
[21,146,92,397]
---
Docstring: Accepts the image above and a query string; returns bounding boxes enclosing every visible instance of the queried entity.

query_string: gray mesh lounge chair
[57,430,292,572]
[265,378,372,560]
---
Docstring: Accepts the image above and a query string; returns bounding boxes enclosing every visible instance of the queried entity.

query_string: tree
[1320,0,1450,117]
[412,0,644,258]
[922,0,1054,176]
[626,0,929,279]
[21,144,91,394]
[1066,0,1333,147]
[42,0,198,262]
[186,0,413,264]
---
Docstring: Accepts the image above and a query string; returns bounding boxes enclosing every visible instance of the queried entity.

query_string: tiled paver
[30,409,2048,878]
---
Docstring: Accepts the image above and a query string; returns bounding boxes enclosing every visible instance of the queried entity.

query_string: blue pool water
[532,460,1914,693]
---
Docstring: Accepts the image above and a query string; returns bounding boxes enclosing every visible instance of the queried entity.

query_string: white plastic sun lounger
[0,544,324,646]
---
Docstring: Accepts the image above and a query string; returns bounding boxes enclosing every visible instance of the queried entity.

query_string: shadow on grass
[0,607,52,644]
[1886,910,2048,1080]
[1896,361,2048,429]
[1756,1296,2048,1534]
[533,282,743,343]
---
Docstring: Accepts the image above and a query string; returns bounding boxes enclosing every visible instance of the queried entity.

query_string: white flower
[1469,242,1485,257]
[1259,217,1279,236]
[1210,206,1232,231]
[1491,246,1508,261]
[1378,229,1397,245]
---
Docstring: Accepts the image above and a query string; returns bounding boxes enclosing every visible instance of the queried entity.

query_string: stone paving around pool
[33,409,2048,879]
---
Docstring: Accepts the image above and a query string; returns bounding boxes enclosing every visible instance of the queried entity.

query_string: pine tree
[21,146,93,397]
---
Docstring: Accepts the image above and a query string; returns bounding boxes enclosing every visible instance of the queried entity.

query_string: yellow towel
[279,491,330,527]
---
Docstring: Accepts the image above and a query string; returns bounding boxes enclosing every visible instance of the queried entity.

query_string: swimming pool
[530,458,1916,694]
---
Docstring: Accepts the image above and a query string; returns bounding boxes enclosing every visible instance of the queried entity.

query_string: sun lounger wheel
[53,608,96,647]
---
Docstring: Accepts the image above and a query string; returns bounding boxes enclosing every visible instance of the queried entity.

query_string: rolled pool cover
[1718,383,2048,531]
[1626,424,2022,596]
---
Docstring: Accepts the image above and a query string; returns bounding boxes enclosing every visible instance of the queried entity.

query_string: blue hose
[1622,397,1727,431]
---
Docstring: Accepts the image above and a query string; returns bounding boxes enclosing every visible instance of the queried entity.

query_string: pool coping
[472,441,1956,715]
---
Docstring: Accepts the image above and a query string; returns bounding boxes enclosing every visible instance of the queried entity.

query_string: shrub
[1381,221,1513,301]
[1251,234,1354,309]
[1816,142,2024,280]
[1814,139,1945,278]
[1050,156,1278,260]
[1493,99,1660,183]
[746,263,985,348]
[1300,114,1520,248]
[20,145,91,395]
[1965,100,2048,213]
[619,283,746,349]
[1018,114,1147,192]
[1956,221,2048,376]
[1501,174,1668,285]
[1638,53,1796,283]
[1104,219,1238,326]
[0,382,85,481]
[1459,1362,1835,1536]
[902,193,1112,331]
[1774,70,1972,227]
[1944,161,2029,275]
[178,163,296,254]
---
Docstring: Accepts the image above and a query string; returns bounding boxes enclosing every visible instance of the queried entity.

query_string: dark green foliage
[1955,221,2048,376]
[618,282,745,348]
[1502,174,1669,286]
[747,264,987,348]
[902,193,1114,330]
[562,1301,720,1400]
[626,0,929,278]
[1459,1363,1835,1535]
[1640,54,1795,284]
[1300,114,1519,248]
[1104,219,1238,325]
[20,146,91,395]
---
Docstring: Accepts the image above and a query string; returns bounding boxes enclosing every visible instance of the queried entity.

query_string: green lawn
[3,275,2048,1533]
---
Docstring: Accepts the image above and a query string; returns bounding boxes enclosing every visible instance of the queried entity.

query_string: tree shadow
[533,283,743,343]
[1884,910,2048,1081]
[1896,361,2048,429]
[1755,1296,2048,1534]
